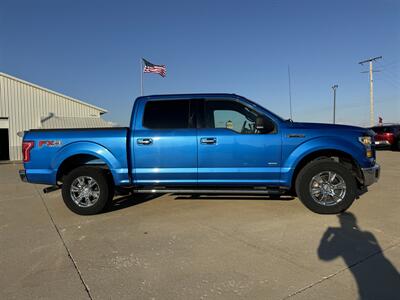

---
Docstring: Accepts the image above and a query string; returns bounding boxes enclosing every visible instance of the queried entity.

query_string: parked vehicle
[370,124,400,151]
[19,94,380,215]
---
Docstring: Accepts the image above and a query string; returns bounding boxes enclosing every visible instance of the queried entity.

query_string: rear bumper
[361,164,380,186]
[19,170,28,182]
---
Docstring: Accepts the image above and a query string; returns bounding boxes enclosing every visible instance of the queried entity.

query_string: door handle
[200,137,217,145]
[137,138,153,145]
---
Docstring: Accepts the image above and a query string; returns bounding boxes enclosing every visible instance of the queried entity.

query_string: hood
[289,122,368,133]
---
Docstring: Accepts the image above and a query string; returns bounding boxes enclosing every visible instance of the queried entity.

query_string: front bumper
[19,170,28,182]
[361,164,380,186]
[374,140,391,147]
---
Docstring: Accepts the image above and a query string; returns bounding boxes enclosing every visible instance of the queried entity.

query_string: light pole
[332,85,338,124]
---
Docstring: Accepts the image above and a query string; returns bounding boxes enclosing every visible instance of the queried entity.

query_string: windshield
[244,97,286,122]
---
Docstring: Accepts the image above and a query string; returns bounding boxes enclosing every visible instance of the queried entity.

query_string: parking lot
[0,151,399,299]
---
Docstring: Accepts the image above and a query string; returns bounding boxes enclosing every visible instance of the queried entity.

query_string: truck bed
[23,127,130,185]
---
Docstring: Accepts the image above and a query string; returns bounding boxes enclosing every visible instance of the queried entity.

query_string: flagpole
[140,58,144,96]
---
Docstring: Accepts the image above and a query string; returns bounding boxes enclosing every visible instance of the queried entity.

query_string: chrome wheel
[70,176,100,208]
[309,171,346,206]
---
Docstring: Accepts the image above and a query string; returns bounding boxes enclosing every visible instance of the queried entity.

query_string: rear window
[143,100,190,129]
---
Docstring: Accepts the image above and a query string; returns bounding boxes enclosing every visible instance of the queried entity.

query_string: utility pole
[332,85,338,124]
[359,56,382,126]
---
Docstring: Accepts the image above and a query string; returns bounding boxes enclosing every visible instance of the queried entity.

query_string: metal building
[0,72,111,161]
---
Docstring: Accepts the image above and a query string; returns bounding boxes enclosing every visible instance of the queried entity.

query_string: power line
[377,74,400,89]
[376,60,399,69]
[380,69,400,82]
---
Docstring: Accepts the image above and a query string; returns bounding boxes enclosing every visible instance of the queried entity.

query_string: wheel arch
[52,142,122,185]
[56,154,110,183]
[290,149,362,194]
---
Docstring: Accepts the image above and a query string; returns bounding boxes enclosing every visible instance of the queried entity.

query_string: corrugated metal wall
[0,72,108,161]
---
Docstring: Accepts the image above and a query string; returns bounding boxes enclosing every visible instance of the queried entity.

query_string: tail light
[384,132,395,143]
[22,141,34,162]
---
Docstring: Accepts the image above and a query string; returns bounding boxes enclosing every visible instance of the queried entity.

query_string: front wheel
[62,166,114,215]
[295,160,357,214]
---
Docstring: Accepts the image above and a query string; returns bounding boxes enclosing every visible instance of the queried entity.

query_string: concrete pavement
[0,151,399,299]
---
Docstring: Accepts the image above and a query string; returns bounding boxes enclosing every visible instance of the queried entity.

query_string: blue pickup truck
[20,94,380,215]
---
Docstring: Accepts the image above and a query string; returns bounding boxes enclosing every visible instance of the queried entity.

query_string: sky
[0,0,399,126]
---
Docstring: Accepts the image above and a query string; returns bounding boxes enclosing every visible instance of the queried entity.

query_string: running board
[134,188,284,195]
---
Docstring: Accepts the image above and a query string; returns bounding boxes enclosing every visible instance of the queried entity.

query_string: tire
[295,160,357,214]
[61,166,114,215]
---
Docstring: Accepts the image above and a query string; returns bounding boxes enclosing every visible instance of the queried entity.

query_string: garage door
[0,119,9,160]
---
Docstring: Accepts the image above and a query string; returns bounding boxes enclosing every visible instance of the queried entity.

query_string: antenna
[288,65,293,120]
[331,85,338,124]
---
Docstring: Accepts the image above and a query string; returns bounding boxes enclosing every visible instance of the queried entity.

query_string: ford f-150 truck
[19,94,380,215]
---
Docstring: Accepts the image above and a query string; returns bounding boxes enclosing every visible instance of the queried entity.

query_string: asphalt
[0,151,399,300]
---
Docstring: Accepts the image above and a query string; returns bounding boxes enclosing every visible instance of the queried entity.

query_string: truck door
[197,98,282,186]
[132,99,197,186]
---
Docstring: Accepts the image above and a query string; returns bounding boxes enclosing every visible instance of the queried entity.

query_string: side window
[213,110,247,132]
[374,127,392,134]
[204,100,276,134]
[143,100,190,129]
[384,127,394,133]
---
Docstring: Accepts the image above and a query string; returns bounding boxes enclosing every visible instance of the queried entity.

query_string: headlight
[359,136,373,158]
[358,136,372,146]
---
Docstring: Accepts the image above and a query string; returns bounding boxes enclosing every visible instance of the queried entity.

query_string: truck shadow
[173,194,295,201]
[318,212,400,299]
[108,193,165,212]
[107,193,294,212]
[375,145,400,152]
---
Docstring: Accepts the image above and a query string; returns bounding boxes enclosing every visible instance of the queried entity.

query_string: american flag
[143,58,166,77]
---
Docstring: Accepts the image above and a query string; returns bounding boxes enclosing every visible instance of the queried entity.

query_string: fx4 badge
[39,140,62,148]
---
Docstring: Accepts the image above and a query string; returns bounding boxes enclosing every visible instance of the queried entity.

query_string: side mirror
[256,117,275,133]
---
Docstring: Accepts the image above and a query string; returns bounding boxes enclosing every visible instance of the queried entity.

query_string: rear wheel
[295,160,357,214]
[62,166,114,215]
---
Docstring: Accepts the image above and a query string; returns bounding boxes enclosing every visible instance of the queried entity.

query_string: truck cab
[131,94,282,187]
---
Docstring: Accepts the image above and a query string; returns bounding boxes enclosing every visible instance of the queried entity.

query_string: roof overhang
[0,72,108,114]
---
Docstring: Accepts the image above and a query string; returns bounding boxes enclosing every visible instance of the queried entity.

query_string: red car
[370,125,400,150]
